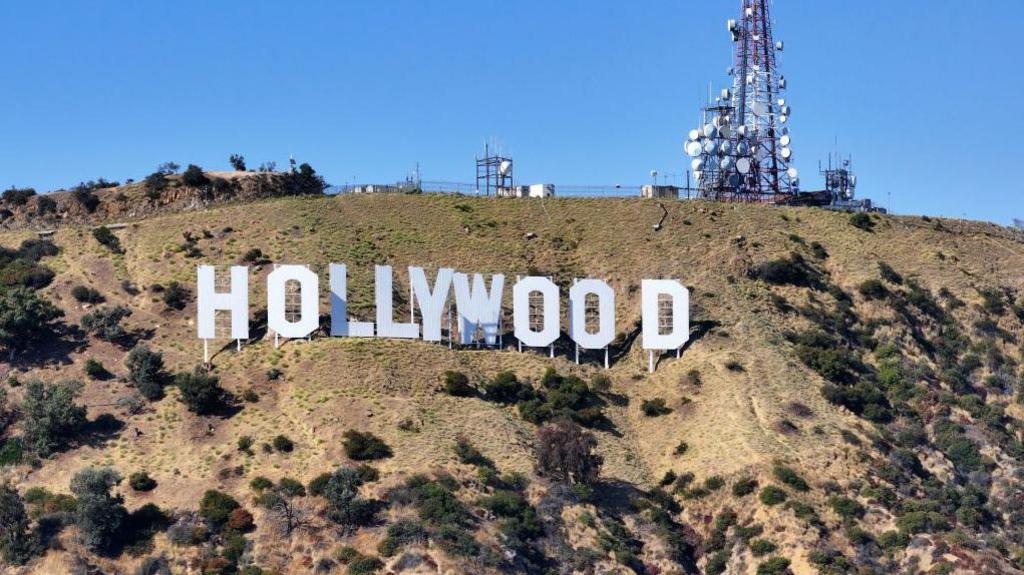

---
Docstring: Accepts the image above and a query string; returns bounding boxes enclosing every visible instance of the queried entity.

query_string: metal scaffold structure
[686,0,799,202]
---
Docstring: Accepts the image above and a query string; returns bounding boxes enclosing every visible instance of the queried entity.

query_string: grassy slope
[3,193,1023,573]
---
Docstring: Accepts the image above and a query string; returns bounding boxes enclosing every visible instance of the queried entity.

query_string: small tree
[157,162,180,175]
[0,484,34,564]
[323,467,377,528]
[0,286,63,356]
[21,380,87,457]
[144,172,168,196]
[229,154,246,171]
[181,165,208,187]
[198,490,239,530]
[70,467,127,555]
[126,345,166,400]
[176,366,225,415]
[162,281,189,310]
[81,305,132,341]
[534,419,602,485]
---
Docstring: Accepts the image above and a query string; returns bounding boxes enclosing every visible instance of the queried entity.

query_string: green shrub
[773,464,810,492]
[443,371,474,397]
[641,398,672,417]
[2,187,36,206]
[484,371,534,403]
[129,471,157,492]
[308,473,332,496]
[829,496,865,521]
[175,366,225,415]
[849,212,874,231]
[92,226,122,252]
[249,476,272,492]
[704,476,725,491]
[759,486,788,506]
[858,279,888,300]
[276,477,306,497]
[706,551,729,575]
[749,539,777,557]
[71,285,104,304]
[126,345,165,400]
[198,490,240,529]
[348,556,384,575]
[84,359,109,379]
[162,281,189,310]
[757,556,791,575]
[272,435,294,453]
[453,437,491,468]
[21,380,87,457]
[673,441,689,455]
[343,430,392,460]
[81,305,132,341]
[732,477,758,497]
[237,436,254,454]
[378,519,428,557]
[751,253,821,288]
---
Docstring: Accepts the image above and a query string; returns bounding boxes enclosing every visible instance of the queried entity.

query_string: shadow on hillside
[79,413,125,449]
[591,479,647,515]
[2,323,89,372]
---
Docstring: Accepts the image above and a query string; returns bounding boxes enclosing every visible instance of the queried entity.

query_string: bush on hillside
[92,226,122,253]
[181,165,208,187]
[342,430,392,461]
[443,371,474,397]
[2,187,36,206]
[71,285,104,304]
[849,212,874,231]
[125,345,166,400]
[176,366,226,415]
[81,305,132,341]
[0,286,63,353]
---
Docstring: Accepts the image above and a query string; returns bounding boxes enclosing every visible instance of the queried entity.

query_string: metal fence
[327,181,701,199]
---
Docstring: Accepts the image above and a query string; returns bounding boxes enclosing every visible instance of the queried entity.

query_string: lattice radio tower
[686,0,799,202]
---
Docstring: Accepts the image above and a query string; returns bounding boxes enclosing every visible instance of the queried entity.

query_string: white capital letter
[197,265,249,340]
[375,265,418,339]
[453,273,505,345]
[267,265,320,339]
[569,279,615,350]
[513,277,560,348]
[410,266,453,342]
[329,263,374,337]
[641,280,690,350]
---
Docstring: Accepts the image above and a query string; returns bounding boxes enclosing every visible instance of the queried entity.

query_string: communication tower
[821,153,858,206]
[686,0,798,201]
[476,143,514,197]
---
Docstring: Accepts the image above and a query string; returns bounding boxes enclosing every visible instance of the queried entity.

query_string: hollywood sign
[196,264,690,370]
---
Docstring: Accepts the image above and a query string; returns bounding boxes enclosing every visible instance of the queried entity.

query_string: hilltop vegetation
[0,177,1023,574]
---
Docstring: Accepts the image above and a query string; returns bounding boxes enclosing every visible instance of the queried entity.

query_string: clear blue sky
[1,1,1021,224]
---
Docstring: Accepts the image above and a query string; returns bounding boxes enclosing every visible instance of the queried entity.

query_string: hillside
[1,182,1023,575]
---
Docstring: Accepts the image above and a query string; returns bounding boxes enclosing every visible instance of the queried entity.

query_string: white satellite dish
[689,129,700,141]
[720,157,735,170]
[780,135,791,146]
[719,125,732,139]
[781,105,791,116]
[691,158,704,171]
[781,148,793,160]
[776,41,784,51]
[736,157,752,174]
[779,115,789,123]
[746,7,753,17]
[737,126,748,138]
[787,167,799,179]
[778,98,786,107]
[736,142,749,155]
[499,160,512,175]
[779,78,787,89]
[703,140,717,154]
[720,141,733,154]
[703,124,717,138]
[686,141,703,157]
